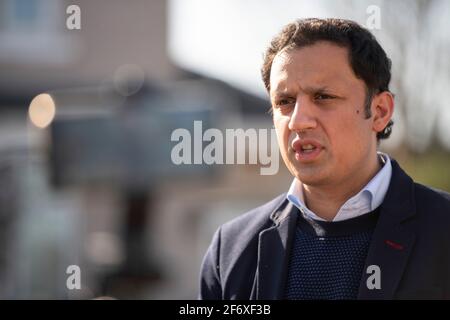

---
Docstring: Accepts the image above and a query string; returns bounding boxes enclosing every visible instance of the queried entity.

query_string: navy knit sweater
[284,208,380,300]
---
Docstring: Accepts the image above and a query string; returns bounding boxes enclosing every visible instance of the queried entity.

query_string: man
[199,18,450,300]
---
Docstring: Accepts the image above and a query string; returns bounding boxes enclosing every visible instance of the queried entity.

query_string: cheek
[327,110,371,154]
[273,115,291,149]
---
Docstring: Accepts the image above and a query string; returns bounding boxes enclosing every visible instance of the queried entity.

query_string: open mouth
[299,144,317,153]
[291,139,323,162]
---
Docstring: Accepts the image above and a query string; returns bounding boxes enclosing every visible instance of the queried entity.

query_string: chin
[296,174,323,186]
[291,165,328,186]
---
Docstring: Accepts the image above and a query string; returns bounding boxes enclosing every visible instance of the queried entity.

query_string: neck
[302,153,381,221]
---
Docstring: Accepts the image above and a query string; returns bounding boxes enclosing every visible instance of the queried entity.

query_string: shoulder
[219,193,287,240]
[199,194,288,299]
[405,182,450,248]
[413,182,450,222]
[210,193,288,261]
[202,193,287,274]
[414,182,450,202]
[389,158,450,223]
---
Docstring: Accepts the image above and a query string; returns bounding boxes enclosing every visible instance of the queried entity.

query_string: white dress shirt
[287,152,392,222]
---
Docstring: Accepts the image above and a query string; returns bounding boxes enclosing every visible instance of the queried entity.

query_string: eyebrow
[271,92,294,100]
[272,85,335,98]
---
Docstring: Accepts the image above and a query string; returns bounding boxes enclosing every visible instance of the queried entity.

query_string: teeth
[301,144,315,150]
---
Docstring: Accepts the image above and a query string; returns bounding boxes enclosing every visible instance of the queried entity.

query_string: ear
[371,91,394,134]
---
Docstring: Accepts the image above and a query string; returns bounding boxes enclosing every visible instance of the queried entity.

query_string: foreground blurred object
[49,82,220,188]
[45,80,233,298]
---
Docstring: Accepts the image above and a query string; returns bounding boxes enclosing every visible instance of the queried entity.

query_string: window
[0,0,80,65]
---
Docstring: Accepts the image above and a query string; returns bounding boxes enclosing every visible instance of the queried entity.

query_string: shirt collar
[287,152,392,222]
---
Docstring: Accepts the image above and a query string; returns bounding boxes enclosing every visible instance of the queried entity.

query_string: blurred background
[0,0,449,299]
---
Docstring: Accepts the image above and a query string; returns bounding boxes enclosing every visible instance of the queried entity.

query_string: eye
[314,93,335,100]
[274,98,295,107]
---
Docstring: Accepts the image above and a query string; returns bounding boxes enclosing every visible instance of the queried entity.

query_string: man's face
[270,41,377,187]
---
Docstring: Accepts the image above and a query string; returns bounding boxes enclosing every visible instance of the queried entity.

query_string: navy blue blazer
[199,159,450,299]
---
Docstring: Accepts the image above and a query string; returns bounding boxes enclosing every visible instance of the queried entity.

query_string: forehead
[270,41,363,95]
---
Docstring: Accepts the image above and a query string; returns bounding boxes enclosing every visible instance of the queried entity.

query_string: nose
[288,98,317,132]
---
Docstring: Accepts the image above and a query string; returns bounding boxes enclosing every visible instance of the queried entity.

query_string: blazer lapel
[358,160,417,299]
[254,200,298,299]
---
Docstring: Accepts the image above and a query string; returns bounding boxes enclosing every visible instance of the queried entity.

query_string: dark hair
[261,18,393,140]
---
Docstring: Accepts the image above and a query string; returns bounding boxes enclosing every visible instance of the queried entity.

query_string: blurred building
[0,0,282,299]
